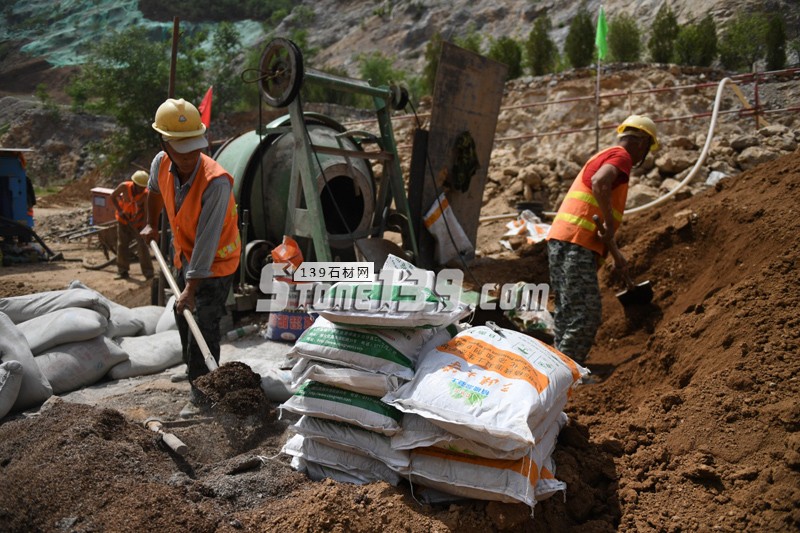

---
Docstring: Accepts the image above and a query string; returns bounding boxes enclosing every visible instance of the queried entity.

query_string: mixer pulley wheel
[258,38,304,108]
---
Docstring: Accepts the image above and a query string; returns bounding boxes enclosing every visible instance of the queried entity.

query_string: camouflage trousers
[175,270,234,389]
[547,239,601,362]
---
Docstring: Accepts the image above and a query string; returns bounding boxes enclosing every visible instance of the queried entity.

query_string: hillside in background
[1,0,798,95]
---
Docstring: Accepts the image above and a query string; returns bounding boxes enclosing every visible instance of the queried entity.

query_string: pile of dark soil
[194,362,269,418]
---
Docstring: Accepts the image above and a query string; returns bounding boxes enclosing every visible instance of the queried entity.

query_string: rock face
[1,0,799,193]
[302,0,800,77]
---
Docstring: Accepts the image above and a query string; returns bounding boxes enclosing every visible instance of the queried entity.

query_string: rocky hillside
[0,0,798,194]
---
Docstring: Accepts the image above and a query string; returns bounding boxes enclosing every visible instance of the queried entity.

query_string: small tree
[719,12,768,72]
[422,31,443,96]
[674,15,717,67]
[454,24,483,55]
[67,26,208,166]
[564,5,595,68]
[207,22,243,115]
[608,13,642,63]
[358,51,403,87]
[765,14,787,70]
[487,36,523,80]
[526,15,557,76]
[648,3,679,63]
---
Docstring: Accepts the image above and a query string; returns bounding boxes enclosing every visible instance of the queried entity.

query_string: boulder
[625,184,660,209]
[731,134,759,152]
[655,150,694,175]
[736,146,779,170]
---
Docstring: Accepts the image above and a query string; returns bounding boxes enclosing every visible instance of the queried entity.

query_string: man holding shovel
[546,115,658,362]
[111,170,154,280]
[140,98,240,418]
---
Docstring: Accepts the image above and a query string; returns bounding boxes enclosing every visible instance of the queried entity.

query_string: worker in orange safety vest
[546,115,659,362]
[111,170,154,280]
[140,98,240,419]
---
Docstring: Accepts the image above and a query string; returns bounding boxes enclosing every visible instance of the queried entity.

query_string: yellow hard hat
[617,115,659,152]
[151,98,206,138]
[131,170,149,188]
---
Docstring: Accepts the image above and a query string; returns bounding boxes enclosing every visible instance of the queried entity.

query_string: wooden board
[417,42,507,268]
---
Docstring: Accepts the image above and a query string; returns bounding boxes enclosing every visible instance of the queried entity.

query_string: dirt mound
[573,148,800,530]
[194,361,268,416]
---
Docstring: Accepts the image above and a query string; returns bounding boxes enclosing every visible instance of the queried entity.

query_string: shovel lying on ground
[593,215,654,307]
[149,240,218,372]
[144,417,189,455]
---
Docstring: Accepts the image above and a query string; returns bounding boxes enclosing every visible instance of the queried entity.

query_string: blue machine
[0,148,34,237]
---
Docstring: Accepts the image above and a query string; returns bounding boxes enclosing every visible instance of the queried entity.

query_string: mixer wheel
[258,38,304,107]
[244,240,274,283]
[390,84,409,110]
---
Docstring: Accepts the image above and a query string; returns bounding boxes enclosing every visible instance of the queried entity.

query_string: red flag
[198,86,213,128]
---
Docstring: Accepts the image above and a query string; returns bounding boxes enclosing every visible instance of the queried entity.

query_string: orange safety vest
[547,147,629,257]
[115,182,147,229]
[158,154,241,277]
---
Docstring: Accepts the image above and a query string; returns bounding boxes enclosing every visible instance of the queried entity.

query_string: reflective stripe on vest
[158,154,240,277]
[547,148,629,257]
[115,181,147,229]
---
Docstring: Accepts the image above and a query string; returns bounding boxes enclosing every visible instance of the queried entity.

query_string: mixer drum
[215,115,376,260]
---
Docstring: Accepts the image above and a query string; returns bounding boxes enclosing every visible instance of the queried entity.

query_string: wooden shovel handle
[149,240,219,372]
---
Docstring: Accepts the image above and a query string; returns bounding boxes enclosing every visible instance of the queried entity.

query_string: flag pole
[594,5,608,152]
[595,59,601,152]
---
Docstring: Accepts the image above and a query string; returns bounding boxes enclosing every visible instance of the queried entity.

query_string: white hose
[480,76,735,223]
[626,76,732,214]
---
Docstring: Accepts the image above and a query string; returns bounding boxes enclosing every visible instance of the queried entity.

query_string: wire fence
[343,67,800,146]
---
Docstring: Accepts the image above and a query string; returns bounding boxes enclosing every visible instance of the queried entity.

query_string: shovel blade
[616,280,653,307]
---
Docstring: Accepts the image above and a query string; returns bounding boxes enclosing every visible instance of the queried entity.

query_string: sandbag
[292,415,410,472]
[155,296,177,333]
[108,330,182,380]
[280,381,403,436]
[536,455,567,502]
[0,288,109,324]
[290,317,460,380]
[17,308,109,355]
[392,403,568,460]
[129,305,167,336]
[383,325,587,455]
[293,457,380,486]
[67,280,144,338]
[407,412,566,508]
[36,336,129,394]
[283,434,401,486]
[317,281,469,329]
[291,358,403,397]
[0,312,52,411]
[0,361,24,419]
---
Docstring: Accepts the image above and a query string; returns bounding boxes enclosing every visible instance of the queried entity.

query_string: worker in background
[546,115,659,362]
[111,170,153,280]
[140,98,240,419]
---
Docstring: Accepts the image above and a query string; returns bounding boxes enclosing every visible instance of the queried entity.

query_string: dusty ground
[1,150,799,531]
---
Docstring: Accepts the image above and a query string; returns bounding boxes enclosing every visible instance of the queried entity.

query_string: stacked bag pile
[280,255,469,485]
[280,255,589,510]
[0,281,182,419]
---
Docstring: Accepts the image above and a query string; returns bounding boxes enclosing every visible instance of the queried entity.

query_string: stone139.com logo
[256,262,548,314]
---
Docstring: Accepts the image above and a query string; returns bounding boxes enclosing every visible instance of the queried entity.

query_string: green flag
[595,6,608,61]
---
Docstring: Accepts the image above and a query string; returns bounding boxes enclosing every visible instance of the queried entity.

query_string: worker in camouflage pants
[547,239,602,360]
[547,115,659,362]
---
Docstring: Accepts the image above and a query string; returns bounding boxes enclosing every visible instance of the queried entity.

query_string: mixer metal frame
[258,38,419,263]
